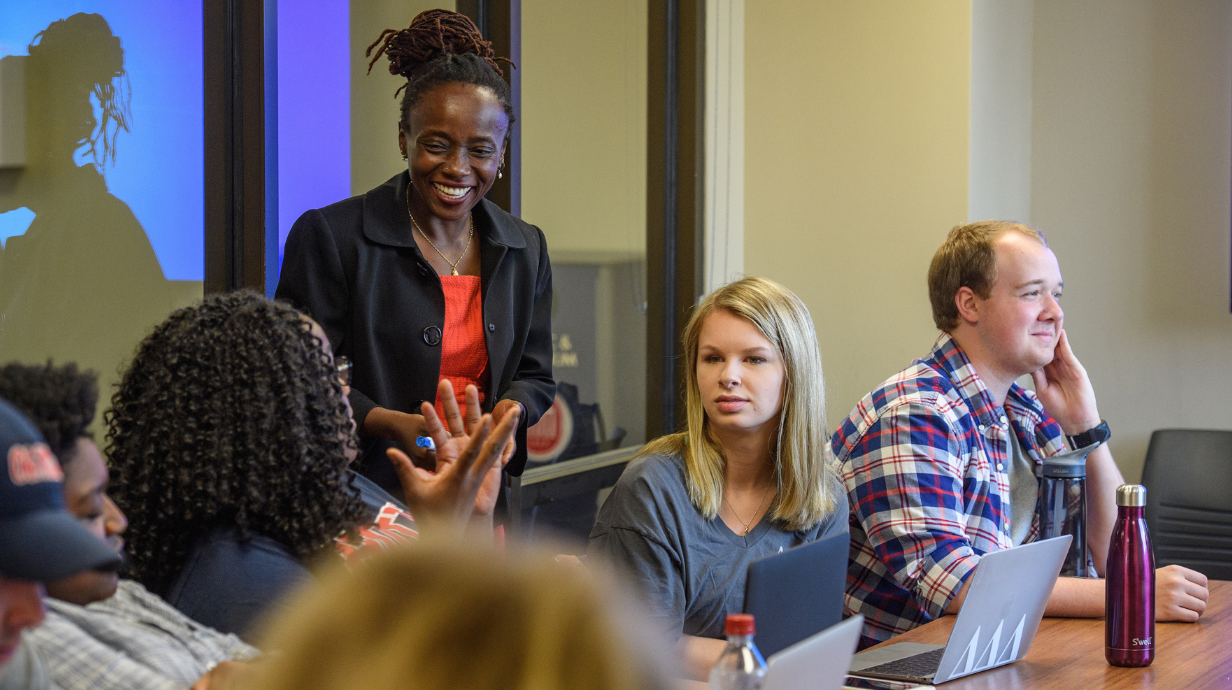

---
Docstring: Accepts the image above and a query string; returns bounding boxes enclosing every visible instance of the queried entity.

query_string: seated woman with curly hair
[106,290,517,642]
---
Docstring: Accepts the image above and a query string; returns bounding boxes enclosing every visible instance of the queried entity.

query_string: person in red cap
[0,397,121,688]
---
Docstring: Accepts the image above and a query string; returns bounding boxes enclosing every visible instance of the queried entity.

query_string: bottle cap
[725,613,755,636]
[1041,444,1097,478]
[1116,484,1147,507]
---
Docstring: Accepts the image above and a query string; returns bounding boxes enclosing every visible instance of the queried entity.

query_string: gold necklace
[723,481,774,536]
[406,185,473,276]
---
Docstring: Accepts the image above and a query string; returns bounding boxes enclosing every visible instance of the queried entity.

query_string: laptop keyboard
[859,648,946,679]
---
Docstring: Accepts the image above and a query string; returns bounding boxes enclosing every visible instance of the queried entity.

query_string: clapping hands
[387,379,520,533]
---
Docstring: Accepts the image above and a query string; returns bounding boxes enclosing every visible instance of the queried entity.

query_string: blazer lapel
[361,172,419,249]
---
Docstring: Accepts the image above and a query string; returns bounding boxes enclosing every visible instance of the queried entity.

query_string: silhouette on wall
[0,13,187,411]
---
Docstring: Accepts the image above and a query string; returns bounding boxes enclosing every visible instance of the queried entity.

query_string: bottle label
[1132,637,1152,647]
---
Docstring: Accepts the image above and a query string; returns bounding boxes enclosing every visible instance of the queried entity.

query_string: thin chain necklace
[407,185,473,276]
[723,481,774,536]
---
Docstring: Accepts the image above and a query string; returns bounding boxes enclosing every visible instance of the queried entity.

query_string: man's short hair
[0,362,97,468]
[927,220,1048,331]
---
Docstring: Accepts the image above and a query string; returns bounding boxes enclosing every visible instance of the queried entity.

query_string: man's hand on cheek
[1030,330,1102,434]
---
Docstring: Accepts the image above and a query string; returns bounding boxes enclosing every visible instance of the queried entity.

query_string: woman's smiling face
[399,82,509,223]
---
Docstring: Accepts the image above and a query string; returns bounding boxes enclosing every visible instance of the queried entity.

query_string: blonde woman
[239,542,672,690]
[588,277,847,679]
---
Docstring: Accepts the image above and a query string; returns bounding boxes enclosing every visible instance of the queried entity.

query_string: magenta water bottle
[709,614,766,690]
[1106,484,1155,667]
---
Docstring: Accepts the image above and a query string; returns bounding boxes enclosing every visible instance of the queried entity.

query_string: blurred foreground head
[245,542,672,690]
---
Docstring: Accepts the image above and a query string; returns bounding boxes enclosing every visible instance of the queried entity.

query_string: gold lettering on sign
[551,332,579,368]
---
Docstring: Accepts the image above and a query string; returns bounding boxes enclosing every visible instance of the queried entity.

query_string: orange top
[434,275,489,424]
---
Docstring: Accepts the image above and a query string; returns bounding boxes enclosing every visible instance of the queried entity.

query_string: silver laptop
[848,535,1071,684]
[763,615,864,690]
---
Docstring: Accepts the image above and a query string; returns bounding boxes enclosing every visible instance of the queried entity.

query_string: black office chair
[1140,429,1232,580]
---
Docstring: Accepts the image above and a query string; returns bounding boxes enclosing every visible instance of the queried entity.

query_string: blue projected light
[0,3,203,281]
[275,0,350,277]
[0,208,36,249]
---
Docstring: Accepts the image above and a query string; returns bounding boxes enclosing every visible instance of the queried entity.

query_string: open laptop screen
[744,530,849,657]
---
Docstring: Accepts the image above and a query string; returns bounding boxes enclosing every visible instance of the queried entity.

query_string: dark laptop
[743,530,849,657]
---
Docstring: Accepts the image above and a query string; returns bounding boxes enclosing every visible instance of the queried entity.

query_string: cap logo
[8,443,63,485]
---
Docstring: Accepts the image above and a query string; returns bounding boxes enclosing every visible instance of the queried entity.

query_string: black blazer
[276,172,554,478]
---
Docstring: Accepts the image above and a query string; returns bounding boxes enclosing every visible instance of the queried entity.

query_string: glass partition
[518,0,648,544]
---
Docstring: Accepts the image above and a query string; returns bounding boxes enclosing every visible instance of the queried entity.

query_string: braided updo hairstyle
[366,9,515,134]
[106,290,365,596]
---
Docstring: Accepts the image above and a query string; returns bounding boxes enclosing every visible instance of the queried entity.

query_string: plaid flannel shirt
[28,579,259,690]
[832,333,1067,648]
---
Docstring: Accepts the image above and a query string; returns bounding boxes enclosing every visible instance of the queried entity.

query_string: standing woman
[588,278,848,680]
[276,10,553,492]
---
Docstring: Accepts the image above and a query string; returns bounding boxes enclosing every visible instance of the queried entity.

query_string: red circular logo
[527,393,573,463]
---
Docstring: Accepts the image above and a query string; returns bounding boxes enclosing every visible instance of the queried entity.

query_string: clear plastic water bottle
[1037,445,1098,577]
[708,613,766,690]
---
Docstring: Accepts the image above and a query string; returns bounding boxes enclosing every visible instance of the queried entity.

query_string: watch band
[1067,419,1111,449]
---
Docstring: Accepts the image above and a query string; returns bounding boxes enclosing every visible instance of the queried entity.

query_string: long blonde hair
[242,541,671,690]
[640,277,839,531]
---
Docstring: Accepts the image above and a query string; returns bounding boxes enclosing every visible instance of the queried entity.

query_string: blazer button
[488,323,496,332]
[418,264,429,276]
[423,326,442,346]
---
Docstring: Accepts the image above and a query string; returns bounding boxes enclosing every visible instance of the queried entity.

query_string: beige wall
[350,0,454,197]
[1030,0,1232,481]
[744,1,972,430]
[520,0,647,258]
[745,0,1232,481]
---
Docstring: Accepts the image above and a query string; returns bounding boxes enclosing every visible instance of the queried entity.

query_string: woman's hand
[361,407,433,467]
[386,383,520,533]
[425,380,510,518]
[490,398,524,465]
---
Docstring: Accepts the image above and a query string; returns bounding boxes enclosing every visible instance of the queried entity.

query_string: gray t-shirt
[1007,427,1038,546]
[588,453,848,639]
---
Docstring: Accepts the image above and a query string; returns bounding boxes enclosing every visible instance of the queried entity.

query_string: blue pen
[415,436,436,451]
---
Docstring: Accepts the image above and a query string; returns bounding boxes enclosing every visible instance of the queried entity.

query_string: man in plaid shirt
[833,221,1210,648]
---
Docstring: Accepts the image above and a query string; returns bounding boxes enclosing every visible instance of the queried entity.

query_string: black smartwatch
[1067,419,1111,449]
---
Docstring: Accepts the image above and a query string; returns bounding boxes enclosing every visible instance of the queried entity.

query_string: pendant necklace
[407,185,473,276]
[723,481,774,537]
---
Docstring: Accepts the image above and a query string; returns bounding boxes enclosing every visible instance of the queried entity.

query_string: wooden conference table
[862,579,1232,689]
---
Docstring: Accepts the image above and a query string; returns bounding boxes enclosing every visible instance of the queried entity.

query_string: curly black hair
[106,290,365,596]
[0,361,98,467]
[366,9,516,133]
